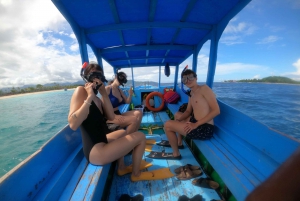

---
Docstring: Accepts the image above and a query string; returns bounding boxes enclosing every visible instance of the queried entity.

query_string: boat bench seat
[167,99,299,201]
[118,103,130,114]
[166,100,185,117]
[68,103,130,201]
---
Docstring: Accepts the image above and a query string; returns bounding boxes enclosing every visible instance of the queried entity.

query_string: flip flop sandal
[176,166,202,180]
[146,151,182,160]
[156,140,184,149]
[174,164,201,174]
[192,178,220,190]
[156,140,171,147]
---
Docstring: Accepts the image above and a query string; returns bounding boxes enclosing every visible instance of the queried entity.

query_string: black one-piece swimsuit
[80,101,110,162]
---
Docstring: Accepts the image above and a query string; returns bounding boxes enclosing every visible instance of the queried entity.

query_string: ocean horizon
[0,82,299,178]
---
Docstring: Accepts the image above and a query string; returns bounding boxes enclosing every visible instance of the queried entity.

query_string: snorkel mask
[117,71,127,86]
[181,65,191,97]
[80,62,108,94]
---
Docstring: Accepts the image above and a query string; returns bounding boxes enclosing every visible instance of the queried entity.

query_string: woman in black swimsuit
[105,72,143,134]
[68,63,147,181]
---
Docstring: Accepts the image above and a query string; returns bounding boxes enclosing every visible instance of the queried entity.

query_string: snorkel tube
[181,65,191,97]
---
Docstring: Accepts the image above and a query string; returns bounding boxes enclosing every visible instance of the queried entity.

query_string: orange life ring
[145,91,164,112]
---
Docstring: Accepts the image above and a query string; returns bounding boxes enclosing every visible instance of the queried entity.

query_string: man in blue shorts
[161,69,220,159]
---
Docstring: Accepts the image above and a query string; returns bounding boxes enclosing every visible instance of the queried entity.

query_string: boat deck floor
[108,113,222,201]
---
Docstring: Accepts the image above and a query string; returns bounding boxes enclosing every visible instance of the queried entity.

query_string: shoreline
[0,89,75,100]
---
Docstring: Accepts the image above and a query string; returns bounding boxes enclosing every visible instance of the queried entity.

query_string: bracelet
[84,100,91,106]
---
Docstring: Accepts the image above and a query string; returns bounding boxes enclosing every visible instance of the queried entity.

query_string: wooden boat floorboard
[108,134,221,201]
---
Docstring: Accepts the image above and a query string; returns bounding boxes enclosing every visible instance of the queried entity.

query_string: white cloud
[215,62,264,75]
[256,35,281,44]
[70,44,79,52]
[70,33,76,39]
[283,58,300,80]
[221,18,257,45]
[220,35,244,45]
[0,0,81,88]
[253,74,260,79]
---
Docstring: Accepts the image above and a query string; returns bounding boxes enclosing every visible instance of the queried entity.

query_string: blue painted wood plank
[59,157,88,201]
[214,126,277,181]
[85,164,111,201]
[215,100,300,164]
[70,165,97,200]
[33,144,84,201]
[211,135,261,186]
[118,103,130,113]
[193,139,255,201]
[157,111,170,123]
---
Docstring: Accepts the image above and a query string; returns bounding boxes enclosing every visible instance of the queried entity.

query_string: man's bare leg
[174,112,190,147]
[164,120,187,157]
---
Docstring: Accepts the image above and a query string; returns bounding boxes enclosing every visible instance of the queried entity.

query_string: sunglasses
[182,74,195,84]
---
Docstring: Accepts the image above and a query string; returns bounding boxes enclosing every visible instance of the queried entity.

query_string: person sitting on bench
[68,63,150,181]
[153,69,220,160]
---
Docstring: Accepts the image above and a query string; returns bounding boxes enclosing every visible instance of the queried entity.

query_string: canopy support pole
[174,65,179,90]
[131,67,135,89]
[206,26,219,88]
[79,29,89,64]
[192,48,198,73]
[159,66,161,89]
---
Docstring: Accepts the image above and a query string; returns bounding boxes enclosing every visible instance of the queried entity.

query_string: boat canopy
[52,0,251,87]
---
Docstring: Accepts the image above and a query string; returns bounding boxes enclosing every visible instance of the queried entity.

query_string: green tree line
[0,83,80,97]
[236,76,300,84]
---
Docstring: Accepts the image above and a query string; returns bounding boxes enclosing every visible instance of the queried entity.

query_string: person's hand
[92,78,105,94]
[129,86,133,96]
[184,122,197,134]
[84,82,96,98]
[115,115,125,123]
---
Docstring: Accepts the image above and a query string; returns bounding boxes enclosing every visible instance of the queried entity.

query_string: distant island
[0,80,163,97]
[225,76,300,84]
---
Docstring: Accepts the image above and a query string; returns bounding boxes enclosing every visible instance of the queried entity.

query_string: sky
[0,0,299,88]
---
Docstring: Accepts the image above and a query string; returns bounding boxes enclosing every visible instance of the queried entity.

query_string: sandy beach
[0,89,75,100]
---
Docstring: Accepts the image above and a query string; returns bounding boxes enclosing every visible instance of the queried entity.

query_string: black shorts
[186,116,214,140]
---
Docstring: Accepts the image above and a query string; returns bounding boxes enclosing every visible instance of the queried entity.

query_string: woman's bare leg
[89,131,146,176]
[122,110,143,131]
[107,115,138,134]
[106,129,128,170]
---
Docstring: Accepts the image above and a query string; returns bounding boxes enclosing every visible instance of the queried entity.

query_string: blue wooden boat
[1,0,299,200]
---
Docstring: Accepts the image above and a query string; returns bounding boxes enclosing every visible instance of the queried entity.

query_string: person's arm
[176,99,192,121]
[99,82,115,121]
[194,85,220,127]
[120,87,132,104]
[246,147,300,201]
[68,84,95,131]
[105,85,111,96]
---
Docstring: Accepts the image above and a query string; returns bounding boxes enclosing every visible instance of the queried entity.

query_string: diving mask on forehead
[117,72,127,86]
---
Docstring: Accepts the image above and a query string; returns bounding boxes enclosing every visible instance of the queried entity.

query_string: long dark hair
[84,63,103,76]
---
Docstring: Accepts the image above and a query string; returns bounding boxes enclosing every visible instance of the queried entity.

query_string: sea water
[0,83,300,177]
[0,90,74,177]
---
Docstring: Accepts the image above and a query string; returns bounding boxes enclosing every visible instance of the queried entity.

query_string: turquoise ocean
[0,83,300,178]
